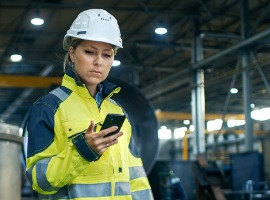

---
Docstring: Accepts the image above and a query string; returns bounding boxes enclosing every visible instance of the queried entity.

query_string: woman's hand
[84,120,123,154]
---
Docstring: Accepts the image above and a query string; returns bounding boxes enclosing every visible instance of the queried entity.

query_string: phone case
[101,114,126,137]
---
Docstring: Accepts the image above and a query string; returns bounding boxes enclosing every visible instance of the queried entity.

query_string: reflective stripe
[115,182,131,196]
[39,183,112,199]
[35,158,60,192]
[50,87,69,101]
[38,182,132,199]
[69,183,111,198]
[132,189,154,200]
[129,166,147,180]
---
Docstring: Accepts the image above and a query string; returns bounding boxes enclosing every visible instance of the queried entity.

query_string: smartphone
[101,113,126,137]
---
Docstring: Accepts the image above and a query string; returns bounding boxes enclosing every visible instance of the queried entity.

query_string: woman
[26,9,154,200]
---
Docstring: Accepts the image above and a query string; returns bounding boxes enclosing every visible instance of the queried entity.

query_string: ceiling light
[10,54,22,62]
[227,120,245,128]
[112,60,121,67]
[189,125,194,131]
[183,120,190,125]
[230,88,238,94]
[174,127,187,139]
[155,27,167,35]
[158,126,172,139]
[206,119,223,131]
[31,17,44,26]
[251,107,270,121]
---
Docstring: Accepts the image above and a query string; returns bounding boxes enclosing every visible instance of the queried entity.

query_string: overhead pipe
[151,56,270,108]
[135,42,219,52]
[200,32,240,40]
[251,52,270,94]
[217,59,241,135]
[143,27,270,99]
[192,27,270,71]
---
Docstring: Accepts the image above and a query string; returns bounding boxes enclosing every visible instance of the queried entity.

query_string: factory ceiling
[1,0,270,127]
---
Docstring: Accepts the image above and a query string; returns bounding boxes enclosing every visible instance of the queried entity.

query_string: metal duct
[0,123,23,200]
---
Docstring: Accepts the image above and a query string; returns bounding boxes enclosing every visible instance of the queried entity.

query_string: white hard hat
[63,9,123,51]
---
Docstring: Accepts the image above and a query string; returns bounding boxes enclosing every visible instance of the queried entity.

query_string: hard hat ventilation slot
[77,31,86,35]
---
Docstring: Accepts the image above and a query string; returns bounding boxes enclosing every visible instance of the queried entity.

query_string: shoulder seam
[33,87,71,114]
[50,87,70,102]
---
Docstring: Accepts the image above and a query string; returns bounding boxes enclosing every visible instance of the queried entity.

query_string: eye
[85,50,94,54]
[103,53,113,58]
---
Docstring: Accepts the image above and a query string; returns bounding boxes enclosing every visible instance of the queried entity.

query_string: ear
[69,47,75,62]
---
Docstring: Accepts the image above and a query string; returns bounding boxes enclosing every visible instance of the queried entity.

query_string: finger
[86,120,95,133]
[103,136,120,149]
[104,132,123,144]
[104,141,113,148]
[99,126,118,137]
[109,137,120,146]
[98,142,110,152]
[108,131,123,141]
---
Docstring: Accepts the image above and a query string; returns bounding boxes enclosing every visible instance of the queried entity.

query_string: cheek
[105,64,113,73]
[75,56,89,68]
[73,58,87,75]
[101,66,112,79]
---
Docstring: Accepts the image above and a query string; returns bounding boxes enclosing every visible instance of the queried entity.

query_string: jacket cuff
[72,132,100,162]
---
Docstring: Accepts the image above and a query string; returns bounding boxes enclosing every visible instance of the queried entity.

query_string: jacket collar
[62,69,121,99]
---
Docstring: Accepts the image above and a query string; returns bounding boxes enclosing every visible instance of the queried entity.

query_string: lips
[90,70,101,74]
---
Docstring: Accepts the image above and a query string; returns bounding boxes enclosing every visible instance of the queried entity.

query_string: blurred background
[1,0,270,199]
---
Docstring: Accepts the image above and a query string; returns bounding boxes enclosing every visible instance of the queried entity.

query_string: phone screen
[101,113,126,137]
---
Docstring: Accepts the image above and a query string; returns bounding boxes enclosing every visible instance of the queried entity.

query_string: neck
[87,85,97,97]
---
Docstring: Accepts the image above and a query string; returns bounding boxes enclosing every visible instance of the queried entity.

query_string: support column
[241,0,253,151]
[191,18,206,156]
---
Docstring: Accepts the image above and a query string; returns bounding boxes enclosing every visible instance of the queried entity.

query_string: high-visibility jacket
[26,70,154,200]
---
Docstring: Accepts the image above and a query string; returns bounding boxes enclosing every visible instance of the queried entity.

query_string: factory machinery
[151,127,270,200]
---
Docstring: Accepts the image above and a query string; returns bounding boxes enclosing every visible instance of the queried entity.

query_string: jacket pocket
[63,120,105,178]
[63,120,89,138]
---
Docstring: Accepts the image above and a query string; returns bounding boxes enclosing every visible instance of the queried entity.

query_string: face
[69,40,114,89]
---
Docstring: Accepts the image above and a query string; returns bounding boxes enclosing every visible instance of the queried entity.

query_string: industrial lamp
[10,53,22,62]
[31,17,44,25]
[155,27,167,35]
[112,60,121,67]
[155,21,168,35]
[31,9,44,26]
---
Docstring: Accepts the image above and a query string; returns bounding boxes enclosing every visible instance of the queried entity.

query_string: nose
[93,54,103,66]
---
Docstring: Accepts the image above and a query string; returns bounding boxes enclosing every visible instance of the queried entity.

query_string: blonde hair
[63,37,82,72]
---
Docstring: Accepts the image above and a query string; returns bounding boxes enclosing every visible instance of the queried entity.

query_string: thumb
[86,120,95,133]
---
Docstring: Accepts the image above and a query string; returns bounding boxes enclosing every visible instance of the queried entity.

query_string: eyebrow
[88,45,113,52]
